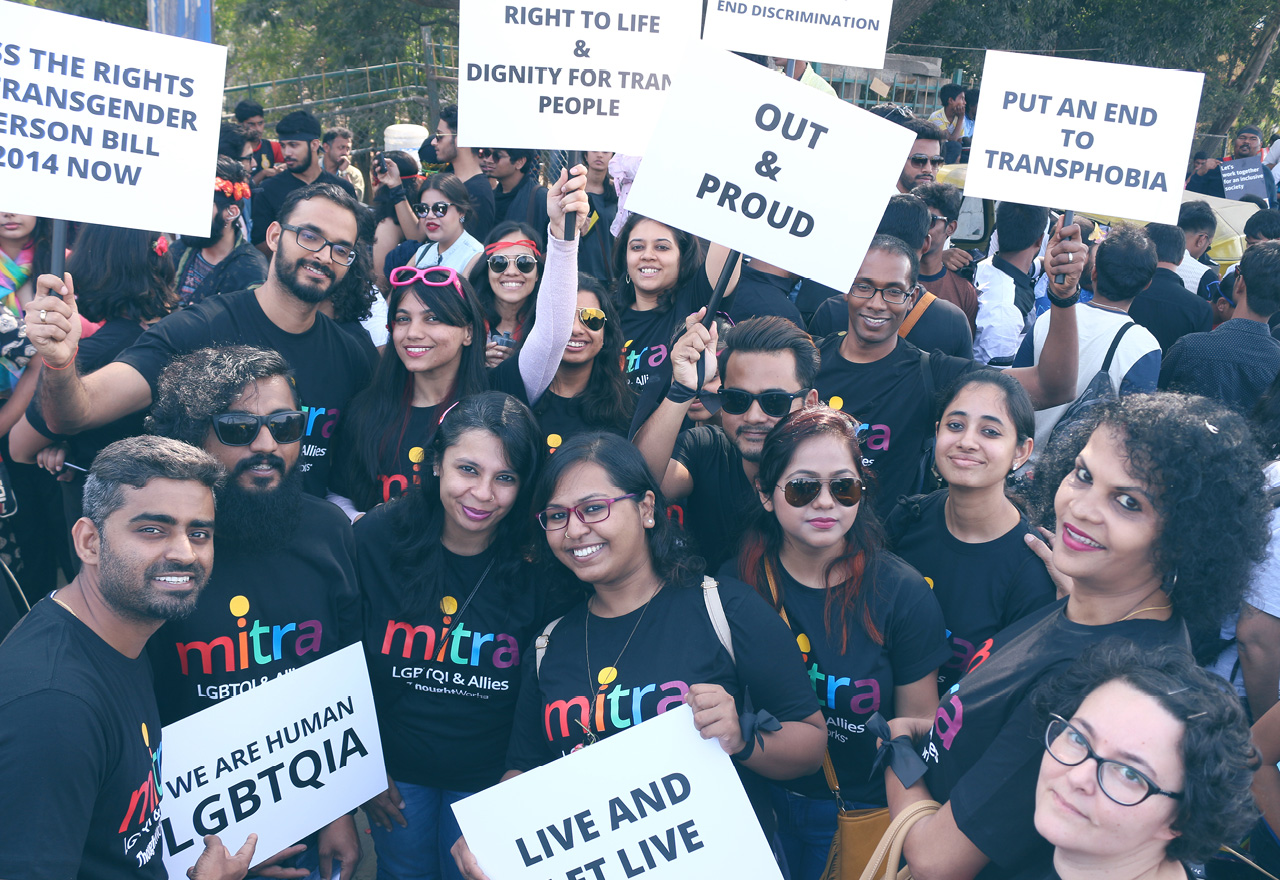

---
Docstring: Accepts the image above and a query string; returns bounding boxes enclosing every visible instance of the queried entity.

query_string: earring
[1163,569,1178,594]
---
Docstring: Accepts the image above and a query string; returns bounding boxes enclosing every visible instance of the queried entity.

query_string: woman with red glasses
[724,404,949,880]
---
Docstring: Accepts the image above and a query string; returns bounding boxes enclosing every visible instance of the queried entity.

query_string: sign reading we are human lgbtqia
[626,50,913,292]
[703,0,892,69]
[965,50,1203,223]
[160,644,386,878]
[453,705,783,880]
[457,1,699,153]
[0,0,226,236]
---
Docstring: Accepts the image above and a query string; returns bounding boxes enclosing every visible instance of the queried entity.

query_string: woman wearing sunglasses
[884,393,1270,880]
[886,371,1056,695]
[381,172,484,283]
[451,432,827,880]
[467,221,544,368]
[725,405,950,880]
[1032,641,1256,880]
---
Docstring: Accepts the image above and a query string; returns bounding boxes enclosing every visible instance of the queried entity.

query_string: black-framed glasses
[1044,715,1183,806]
[782,477,863,508]
[849,282,916,305]
[279,224,357,266]
[574,307,607,331]
[929,214,948,226]
[211,411,306,447]
[719,388,809,418]
[908,154,946,169]
[477,149,506,161]
[411,202,453,218]
[537,494,637,530]
[487,253,538,274]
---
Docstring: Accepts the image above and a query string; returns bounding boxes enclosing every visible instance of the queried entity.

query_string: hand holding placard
[24,272,82,370]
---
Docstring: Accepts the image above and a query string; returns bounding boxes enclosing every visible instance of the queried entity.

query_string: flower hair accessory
[483,239,542,258]
[153,234,169,257]
[214,177,252,201]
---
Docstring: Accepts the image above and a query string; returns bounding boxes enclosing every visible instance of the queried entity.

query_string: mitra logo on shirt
[622,338,669,375]
[544,677,690,742]
[117,722,164,867]
[380,608,521,669]
[795,632,881,718]
[173,595,324,676]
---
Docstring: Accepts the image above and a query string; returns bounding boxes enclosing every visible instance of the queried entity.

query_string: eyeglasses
[908,154,946,169]
[477,149,506,161]
[849,282,916,305]
[782,477,863,508]
[487,254,538,274]
[574,307,607,331]
[412,202,453,218]
[537,494,637,530]
[1044,715,1183,806]
[388,265,465,300]
[279,224,357,266]
[211,411,306,447]
[719,388,809,418]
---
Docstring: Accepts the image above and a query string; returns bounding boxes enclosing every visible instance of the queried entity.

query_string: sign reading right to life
[965,50,1204,223]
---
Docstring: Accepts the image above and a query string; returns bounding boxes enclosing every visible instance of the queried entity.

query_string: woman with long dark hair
[467,221,543,368]
[727,405,949,880]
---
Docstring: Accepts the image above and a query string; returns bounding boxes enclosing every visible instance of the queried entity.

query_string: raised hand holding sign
[24,272,82,370]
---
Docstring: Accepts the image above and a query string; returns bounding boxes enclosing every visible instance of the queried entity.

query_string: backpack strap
[534,615,564,677]
[411,241,435,267]
[898,291,937,338]
[1100,321,1136,374]
[701,576,735,664]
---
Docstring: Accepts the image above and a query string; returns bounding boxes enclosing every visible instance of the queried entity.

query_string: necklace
[435,555,497,661]
[51,590,80,620]
[1118,603,1172,621]
[580,585,660,745]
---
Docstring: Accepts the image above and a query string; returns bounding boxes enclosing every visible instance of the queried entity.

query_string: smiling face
[762,433,862,558]
[935,382,1032,489]
[721,350,813,464]
[269,197,357,305]
[625,219,681,297]
[417,187,464,246]
[203,376,301,493]
[1234,132,1263,158]
[1035,680,1182,862]
[562,289,606,366]
[844,248,915,352]
[543,461,656,590]
[391,289,472,378]
[438,429,521,548]
[487,241,540,308]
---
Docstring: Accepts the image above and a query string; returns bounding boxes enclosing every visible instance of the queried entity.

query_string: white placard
[452,705,782,880]
[456,1,700,153]
[964,51,1204,223]
[625,50,914,292]
[0,1,227,236]
[702,0,892,69]
[160,644,386,877]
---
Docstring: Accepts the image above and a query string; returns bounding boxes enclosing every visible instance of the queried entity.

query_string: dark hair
[996,202,1050,254]
[912,182,964,224]
[879,194,930,253]
[1251,370,1280,459]
[1177,200,1217,237]
[13,216,54,281]
[1032,640,1258,864]
[276,181,375,311]
[896,116,946,144]
[82,435,222,530]
[720,316,820,391]
[1093,225,1157,302]
[67,224,176,323]
[865,233,920,286]
[530,432,704,585]
[1240,194,1270,211]
[939,83,966,104]
[610,213,703,310]
[388,392,544,617]
[1144,223,1185,265]
[964,88,979,117]
[419,172,475,222]
[382,150,421,180]
[1029,393,1270,663]
[468,221,545,341]
[214,156,249,211]
[322,127,353,146]
[1238,240,1280,317]
[498,148,539,175]
[233,99,264,121]
[218,122,247,160]
[737,406,885,649]
[937,370,1035,444]
[1244,209,1280,241]
[374,175,424,226]
[439,104,458,132]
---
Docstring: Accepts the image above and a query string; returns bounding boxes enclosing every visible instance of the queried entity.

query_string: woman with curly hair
[1033,641,1258,880]
[467,221,544,368]
[883,392,1270,880]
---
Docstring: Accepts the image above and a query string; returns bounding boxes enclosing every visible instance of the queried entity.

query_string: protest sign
[452,705,782,880]
[702,0,892,69]
[964,51,1203,223]
[0,0,227,236]
[624,50,914,292]
[456,1,699,153]
[160,643,386,877]
[1220,155,1269,201]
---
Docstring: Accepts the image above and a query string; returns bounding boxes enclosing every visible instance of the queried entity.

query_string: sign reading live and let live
[457,1,700,153]
[702,0,892,69]
[965,50,1204,224]
[453,705,783,880]
[625,50,914,292]
[1221,155,1270,201]
[0,0,226,236]
[160,644,386,878]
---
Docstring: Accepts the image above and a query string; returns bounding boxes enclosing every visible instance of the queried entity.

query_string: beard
[286,149,313,174]
[183,213,228,252]
[214,455,305,552]
[276,252,337,304]
[98,536,209,623]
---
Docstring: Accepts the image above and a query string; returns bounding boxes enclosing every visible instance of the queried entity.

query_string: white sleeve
[973,290,1024,366]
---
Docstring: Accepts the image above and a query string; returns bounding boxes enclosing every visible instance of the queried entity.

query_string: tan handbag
[853,799,942,880]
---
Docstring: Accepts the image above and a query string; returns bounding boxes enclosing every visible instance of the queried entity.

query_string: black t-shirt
[579,191,618,284]
[251,169,357,244]
[147,494,362,723]
[620,269,715,391]
[491,357,630,454]
[810,296,974,360]
[461,171,497,243]
[378,405,442,504]
[1128,268,1214,354]
[726,264,804,327]
[114,289,376,496]
[885,490,1057,694]
[815,336,979,516]
[249,138,279,177]
[358,506,556,790]
[0,600,166,880]
[920,600,1189,880]
[720,554,949,804]
[672,425,758,570]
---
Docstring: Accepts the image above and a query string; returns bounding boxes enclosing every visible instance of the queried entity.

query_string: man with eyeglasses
[431,104,496,241]
[145,345,363,879]
[25,182,377,498]
[480,147,550,231]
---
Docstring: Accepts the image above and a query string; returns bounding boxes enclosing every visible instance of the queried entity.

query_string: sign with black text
[965,51,1203,223]
[452,705,782,880]
[457,1,699,153]
[1221,155,1269,201]
[702,0,891,68]
[0,0,226,235]
[160,644,386,878]
[625,50,913,291]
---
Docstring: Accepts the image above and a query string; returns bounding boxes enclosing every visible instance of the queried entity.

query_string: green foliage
[33,0,146,28]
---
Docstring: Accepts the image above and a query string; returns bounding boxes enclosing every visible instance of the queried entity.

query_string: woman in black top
[884,393,1270,880]
[468,221,544,368]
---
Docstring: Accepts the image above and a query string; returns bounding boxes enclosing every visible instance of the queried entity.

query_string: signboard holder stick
[1052,209,1073,285]
[51,219,67,278]
[564,150,580,242]
[696,249,741,388]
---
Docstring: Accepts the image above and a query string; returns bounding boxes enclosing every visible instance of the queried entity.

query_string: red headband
[483,239,542,258]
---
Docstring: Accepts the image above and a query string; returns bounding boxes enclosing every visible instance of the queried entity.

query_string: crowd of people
[2,61,1280,880]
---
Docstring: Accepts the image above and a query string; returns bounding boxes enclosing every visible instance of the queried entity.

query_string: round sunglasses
[781,477,863,508]
[487,253,538,274]
[212,411,306,447]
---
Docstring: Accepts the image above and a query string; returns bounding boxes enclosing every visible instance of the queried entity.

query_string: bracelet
[665,380,700,404]
[386,185,406,203]
[1046,286,1081,308]
[41,348,77,371]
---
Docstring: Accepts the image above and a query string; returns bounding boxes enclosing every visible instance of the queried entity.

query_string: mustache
[233,453,288,478]
[295,258,334,280]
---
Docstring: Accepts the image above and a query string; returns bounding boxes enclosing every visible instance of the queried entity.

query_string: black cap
[276,110,322,141]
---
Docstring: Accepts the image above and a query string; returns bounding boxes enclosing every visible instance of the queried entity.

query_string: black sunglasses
[908,154,946,169]
[782,477,862,508]
[487,254,538,274]
[212,411,306,447]
[719,388,809,418]
[412,202,453,218]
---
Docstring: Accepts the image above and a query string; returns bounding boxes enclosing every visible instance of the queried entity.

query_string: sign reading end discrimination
[703,0,893,69]
[0,0,226,237]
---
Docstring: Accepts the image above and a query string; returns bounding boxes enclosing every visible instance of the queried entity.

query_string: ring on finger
[39,309,47,322]
[1067,253,1074,263]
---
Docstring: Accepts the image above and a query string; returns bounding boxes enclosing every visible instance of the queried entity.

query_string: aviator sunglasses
[212,411,306,447]
[908,154,946,169]
[782,477,863,508]
[487,253,538,274]
[574,307,607,331]
[719,388,809,418]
